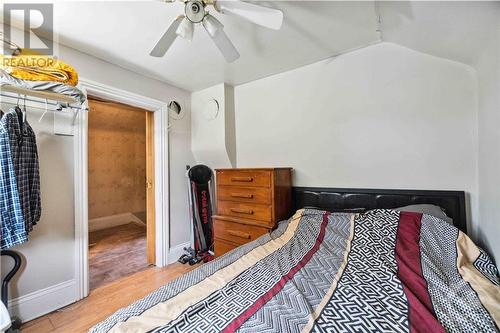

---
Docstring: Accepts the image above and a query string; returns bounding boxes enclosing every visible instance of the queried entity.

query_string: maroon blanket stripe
[396,212,445,333]
[221,212,331,333]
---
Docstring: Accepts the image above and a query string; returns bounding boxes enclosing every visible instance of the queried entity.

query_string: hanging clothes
[0,112,27,249]
[0,106,42,250]
[1,109,41,233]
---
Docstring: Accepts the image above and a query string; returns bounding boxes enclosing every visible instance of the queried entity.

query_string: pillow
[394,204,453,225]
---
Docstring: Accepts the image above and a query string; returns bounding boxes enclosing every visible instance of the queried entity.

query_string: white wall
[475,3,500,262]
[169,98,195,248]
[235,42,478,231]
[1,31,193,320]
[0,104,76,309]
[191,83,236,168]
[224,85,237,168]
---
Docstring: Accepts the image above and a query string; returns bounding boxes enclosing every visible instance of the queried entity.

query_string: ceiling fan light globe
[202,14,224,38]
[176,18,194,41]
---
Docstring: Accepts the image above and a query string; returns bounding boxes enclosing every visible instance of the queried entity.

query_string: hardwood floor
[21,263,197,333]
[89,222,149,290]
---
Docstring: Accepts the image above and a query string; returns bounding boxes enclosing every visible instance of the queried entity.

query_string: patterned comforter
[90,209,500,333]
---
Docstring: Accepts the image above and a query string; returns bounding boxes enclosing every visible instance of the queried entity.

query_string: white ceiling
[378,1,500,67]
[3,1,497,92]
[3,1,381,91]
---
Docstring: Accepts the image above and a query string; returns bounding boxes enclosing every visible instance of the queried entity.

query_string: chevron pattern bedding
[90,209,500,333]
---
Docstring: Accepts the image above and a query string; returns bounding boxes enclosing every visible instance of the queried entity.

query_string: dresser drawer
[214,218,269,245]
[217,201,272,223]
[214,238,239,256]
[217,170,271,187]
[217,186,271,204]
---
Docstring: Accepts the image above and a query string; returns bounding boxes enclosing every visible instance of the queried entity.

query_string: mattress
[90,209,500,333]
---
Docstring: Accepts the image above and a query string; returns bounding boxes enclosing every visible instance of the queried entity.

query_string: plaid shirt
[0,118,27,249]
[2,110,41,233]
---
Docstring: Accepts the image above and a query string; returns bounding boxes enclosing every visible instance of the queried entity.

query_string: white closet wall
[0,106,76,311]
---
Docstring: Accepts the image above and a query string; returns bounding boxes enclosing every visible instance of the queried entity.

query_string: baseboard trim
[168,242,190,264]
[9,279,77,323]
[89,213,145,232]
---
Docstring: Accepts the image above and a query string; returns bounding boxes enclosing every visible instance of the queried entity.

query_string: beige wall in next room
[88,98,147,222]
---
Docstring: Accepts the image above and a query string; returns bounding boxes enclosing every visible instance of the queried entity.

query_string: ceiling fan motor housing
[185,0,206,23]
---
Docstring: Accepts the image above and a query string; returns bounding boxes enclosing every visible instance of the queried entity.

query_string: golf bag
[178,165,215,265]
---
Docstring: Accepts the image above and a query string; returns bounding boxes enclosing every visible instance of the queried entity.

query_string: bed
[90,187,499,333]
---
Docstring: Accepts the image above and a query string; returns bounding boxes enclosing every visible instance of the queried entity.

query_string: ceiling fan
[150,0,284,63]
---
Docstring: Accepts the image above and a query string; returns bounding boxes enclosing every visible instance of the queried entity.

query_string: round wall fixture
[204,99,219,120]
[168,100,185,120]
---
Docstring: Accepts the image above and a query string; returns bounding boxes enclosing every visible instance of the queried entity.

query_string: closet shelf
[1,83,78,104]
[0,83,88,112]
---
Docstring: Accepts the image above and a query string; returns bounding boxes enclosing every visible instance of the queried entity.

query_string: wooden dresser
[213,168,292,256]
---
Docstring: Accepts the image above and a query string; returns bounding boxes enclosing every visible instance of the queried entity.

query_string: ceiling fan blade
[150,16,184,57]
[214,0,283,30]
[203,23,240,63]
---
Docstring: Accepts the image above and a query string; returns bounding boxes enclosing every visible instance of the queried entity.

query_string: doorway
[87,97,155,290]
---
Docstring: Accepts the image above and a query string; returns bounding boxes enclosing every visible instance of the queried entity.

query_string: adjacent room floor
[89,223,149,290]
[21,263,197,333]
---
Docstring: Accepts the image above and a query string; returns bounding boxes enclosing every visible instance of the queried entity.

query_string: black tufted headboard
[292,187,467,233]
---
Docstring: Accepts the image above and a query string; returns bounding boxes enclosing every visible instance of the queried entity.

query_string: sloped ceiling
[378,1,500,66]
[3,1,497,92]
[1,1,381,91]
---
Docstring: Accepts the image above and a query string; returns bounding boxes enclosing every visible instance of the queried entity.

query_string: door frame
[74,78,170,299]
[146,111,156,265]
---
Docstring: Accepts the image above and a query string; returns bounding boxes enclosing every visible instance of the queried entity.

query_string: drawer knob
[231,193,254,199]
[231,177,254,183]
[227,230,251,239]
[230,208,254,215]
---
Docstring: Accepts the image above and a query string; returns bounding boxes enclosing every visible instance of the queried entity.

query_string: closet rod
[0,91,88,111]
